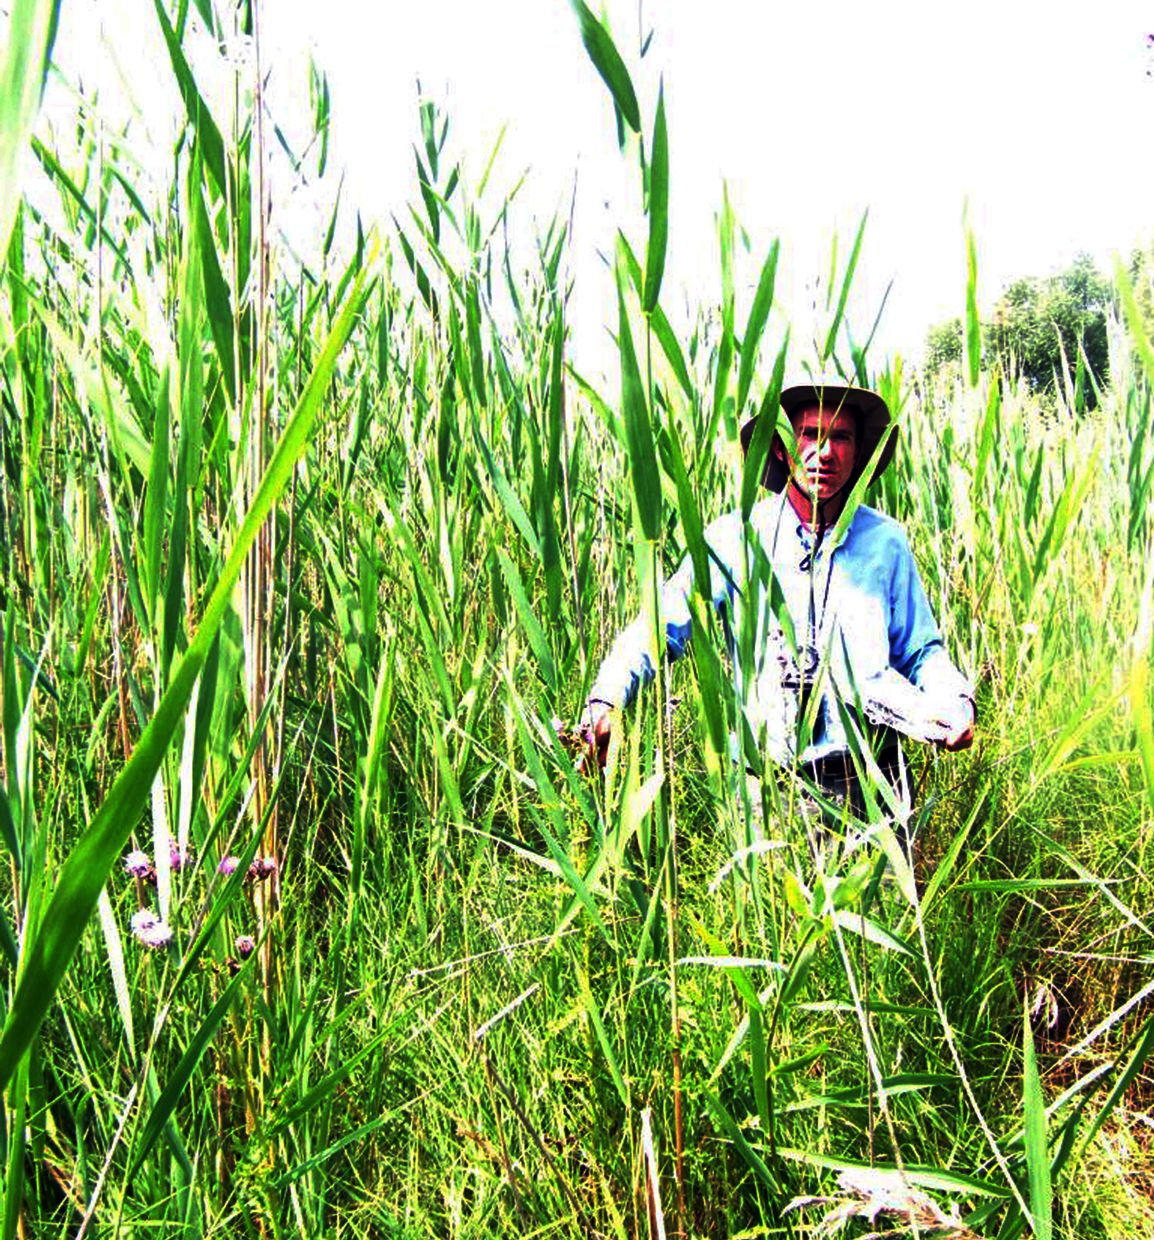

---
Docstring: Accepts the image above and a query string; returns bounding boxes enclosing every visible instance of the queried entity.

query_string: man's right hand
[578,700,614,771]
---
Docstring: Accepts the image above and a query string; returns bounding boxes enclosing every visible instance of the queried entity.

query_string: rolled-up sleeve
[888,531,974,717]
[589,514,741,708]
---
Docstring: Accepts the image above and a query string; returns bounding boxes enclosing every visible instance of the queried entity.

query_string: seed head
[234,934,256,959]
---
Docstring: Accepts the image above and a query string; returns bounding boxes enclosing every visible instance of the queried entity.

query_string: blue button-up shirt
[590,491,973,766]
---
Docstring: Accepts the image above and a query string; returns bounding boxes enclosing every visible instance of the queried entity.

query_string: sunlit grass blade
[642,83,668,313]
[127,948,259,1180]
[1022,998,1052,1240]
[735,239,780,418]
[616,248,661,541]
[151,0,227,198]
[821,211,866,362]
[495,547,557,695]
[964,212,981,387]
[567,0,641,134]
[0,0,60,265]
[619,233,692,398]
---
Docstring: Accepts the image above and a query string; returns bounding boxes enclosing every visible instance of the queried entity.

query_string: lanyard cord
[767,499,838,667]
[799,522,836,657]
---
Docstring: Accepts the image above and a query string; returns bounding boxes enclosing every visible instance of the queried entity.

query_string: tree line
[923,248,1154,408]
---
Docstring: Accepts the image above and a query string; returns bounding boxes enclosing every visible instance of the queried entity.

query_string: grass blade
[127,952,258,1180]
[642,83,668,313]
[616,249,661,541]
[964,213,981,387]
[0,0,60,265]
[1022,997,1052,1240]
[735,239,780,418]
[821,211,866,362]
[151,0,227,199]
[568,0,641,134]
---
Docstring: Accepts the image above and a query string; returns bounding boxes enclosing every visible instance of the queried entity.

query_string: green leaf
[642,84,668,313]
[578,970,629,1109]
[955,878,1104,894]
[1076,1014,1154,1164]
[822,211,866,362]
[1,1055,29,1238]
[619,234,692,398]
[472,413,542,559]
[741,335,788,522]
[567,0,641,134]
[30,137,132,274]
[143,372,171,618]
[128,949,258,1179]
[193,172,236,403]
[152,0,227,200]
[735,240,780,417]
[705,1091,781,1192]
[1022,998,1053,1240]
[964,216,981,387]
[28,300,152,477]
[1030,682,1123,794]
[686,914,763,1010]
[495,548,557,695]
[0,0,60,267]
[831,910,912,956]
[615,253,661,541]
[776,1148,1009,1197]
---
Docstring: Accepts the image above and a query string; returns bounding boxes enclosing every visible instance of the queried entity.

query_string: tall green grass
[0,2,1151,1236]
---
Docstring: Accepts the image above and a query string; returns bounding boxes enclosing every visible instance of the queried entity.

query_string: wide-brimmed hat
[739,378,896,493]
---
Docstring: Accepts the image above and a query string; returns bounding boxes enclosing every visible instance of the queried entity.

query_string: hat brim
[740,381,897,493]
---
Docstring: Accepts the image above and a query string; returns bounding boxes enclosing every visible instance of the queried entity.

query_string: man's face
[777,404,859,502]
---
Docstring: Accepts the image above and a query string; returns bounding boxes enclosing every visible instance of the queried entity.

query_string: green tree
[1126,241,1154,340]
[925,316,964,378]
[925,254,1113,408]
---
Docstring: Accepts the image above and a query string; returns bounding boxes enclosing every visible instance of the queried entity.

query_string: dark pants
[804,743,905,820]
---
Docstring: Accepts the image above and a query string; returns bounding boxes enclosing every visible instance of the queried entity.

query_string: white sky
[41,0,1154,383]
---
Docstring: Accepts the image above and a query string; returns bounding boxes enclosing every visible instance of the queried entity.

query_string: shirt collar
[763,488,862,554]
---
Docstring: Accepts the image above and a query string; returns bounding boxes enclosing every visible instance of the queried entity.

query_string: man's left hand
[938,700,975,752]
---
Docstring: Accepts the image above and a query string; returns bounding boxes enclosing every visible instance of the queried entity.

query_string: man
[580,378,974,815]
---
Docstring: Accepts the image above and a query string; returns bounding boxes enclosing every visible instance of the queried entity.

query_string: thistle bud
[249,856,278,881]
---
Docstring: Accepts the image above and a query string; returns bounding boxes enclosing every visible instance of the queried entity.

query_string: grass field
[1,2,1152,1236]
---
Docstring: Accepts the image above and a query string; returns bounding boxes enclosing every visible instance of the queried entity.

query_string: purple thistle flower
[249,856,278,881]
[234,934,256,959]
[130,908,173,950]
[124,849,153,879]
[169,841,191,872]
[131,909,157,933]
[218,855,240,876]
[140,921,174,950]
